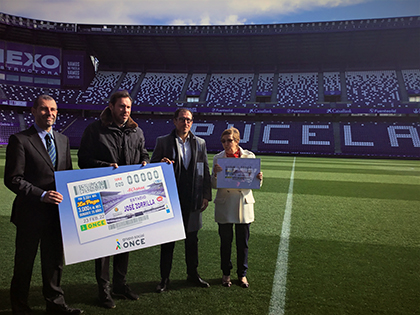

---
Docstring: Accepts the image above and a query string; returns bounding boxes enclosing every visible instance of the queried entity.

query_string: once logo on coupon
[116,239,122,250]
[80,220,107,231]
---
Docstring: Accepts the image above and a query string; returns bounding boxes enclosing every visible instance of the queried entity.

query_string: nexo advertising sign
[0,41,61,76]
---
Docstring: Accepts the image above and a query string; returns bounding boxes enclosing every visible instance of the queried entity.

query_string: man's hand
[161,157,174,164]
[43,191,63,204]
[200,199,209,212]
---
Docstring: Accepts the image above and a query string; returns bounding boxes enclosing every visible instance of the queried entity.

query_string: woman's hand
[257,172,263,180]
[213,163,222,177]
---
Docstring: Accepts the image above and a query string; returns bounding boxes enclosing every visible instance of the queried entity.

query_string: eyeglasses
[176,117,193,124]
[221,138,234,144]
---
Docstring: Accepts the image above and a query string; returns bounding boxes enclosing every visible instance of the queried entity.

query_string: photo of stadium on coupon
[67,165,173,244]
[216,158,261,189]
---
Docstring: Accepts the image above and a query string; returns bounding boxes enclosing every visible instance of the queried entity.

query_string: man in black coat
[78,90,149,309]
[151,108,212,292]
[4,95,83,314]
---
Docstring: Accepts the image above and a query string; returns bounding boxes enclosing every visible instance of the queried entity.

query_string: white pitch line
[268,157,296,315]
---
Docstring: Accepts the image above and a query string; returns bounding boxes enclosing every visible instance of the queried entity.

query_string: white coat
[211,146,262,224]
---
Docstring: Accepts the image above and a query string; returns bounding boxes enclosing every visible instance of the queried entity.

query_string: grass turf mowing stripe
[269,157,296,315]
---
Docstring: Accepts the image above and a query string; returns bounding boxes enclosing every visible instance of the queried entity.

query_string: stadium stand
[0,12,419,157]
[323,72,341,94]
[187,74,207,94]
[0,84,82,105]
[345,70,400,108]
[119,72,142,93]
[402,69,420,90]
[134,73,187,106]
[76,71,122,105]
[0,109,20,144]
[257,121,335,154]
[340,121,420,157]
[205,73,254,108]
[63,116,99,147]
[276,73,319,108]
[256,73,274,101]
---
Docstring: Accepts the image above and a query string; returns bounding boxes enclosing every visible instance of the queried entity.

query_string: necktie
[45,133,56,167]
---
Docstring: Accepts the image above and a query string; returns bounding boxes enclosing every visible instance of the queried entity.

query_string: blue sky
[1,0,419,25]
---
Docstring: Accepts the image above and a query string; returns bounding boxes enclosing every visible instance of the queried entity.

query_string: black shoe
[46,303,84,314]
[187,274,210,288]
[113,284,139,300]
[156,278,170,293]
[98,285,116,309]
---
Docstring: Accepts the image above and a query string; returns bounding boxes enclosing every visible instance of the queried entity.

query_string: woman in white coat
[211,127,263,288]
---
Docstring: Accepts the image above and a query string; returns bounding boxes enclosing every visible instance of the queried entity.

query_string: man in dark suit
[151,108,212,292]
[4,95,83,314]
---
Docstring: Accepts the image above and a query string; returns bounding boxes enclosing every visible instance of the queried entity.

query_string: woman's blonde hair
[221,127,240,143]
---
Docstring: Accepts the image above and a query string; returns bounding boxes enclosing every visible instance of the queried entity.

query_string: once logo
[122,238,146,249]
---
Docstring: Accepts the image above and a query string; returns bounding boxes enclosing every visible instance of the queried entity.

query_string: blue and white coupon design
[67,165,174,244]
[55,163,185,265]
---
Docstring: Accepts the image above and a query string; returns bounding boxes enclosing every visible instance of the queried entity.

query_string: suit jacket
[211,147,262,224]
[151,129,211,232]
[4,125,72,226]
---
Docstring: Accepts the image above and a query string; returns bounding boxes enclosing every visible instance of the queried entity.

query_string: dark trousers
[95,252,129,290]
[160,230,199,279]
[11,216,65,313]
[218,223,250,278]
[159,161,200,279]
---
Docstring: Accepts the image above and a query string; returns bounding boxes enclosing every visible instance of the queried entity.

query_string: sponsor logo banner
[1,41,60,76]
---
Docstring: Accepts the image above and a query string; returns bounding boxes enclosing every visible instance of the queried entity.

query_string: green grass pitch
[0,148,419,314]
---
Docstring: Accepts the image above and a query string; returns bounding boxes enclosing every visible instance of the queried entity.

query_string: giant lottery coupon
[69,165,172,244]
[55,163,185,265]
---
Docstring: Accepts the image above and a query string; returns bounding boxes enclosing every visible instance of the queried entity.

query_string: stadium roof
[1,13,419,72]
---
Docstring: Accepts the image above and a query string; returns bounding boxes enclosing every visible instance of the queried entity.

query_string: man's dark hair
[33,95,55,109]
[109,90,133,106]
[174,108,194,120]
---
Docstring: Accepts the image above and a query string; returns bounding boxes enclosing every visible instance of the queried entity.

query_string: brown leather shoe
[239,277,249,288]
[222,275,232,287]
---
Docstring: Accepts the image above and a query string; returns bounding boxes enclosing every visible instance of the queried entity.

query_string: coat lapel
[190,134,197,173]
[28,126,55,171]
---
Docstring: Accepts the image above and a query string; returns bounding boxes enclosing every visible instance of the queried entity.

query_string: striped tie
[45,133,56,167]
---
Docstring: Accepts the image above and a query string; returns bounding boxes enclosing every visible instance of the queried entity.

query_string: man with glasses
[151,108,212,292]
